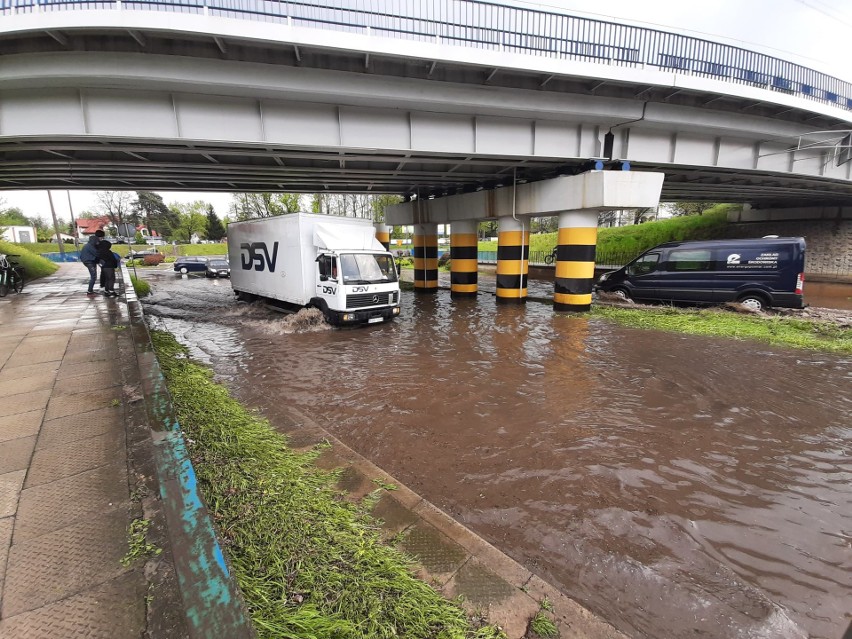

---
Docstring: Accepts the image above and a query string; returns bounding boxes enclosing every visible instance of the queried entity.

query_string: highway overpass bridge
[1,0,850,308]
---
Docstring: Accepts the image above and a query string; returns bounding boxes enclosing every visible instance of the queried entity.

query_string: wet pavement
[0,266,149,638]
[142,268,852,639]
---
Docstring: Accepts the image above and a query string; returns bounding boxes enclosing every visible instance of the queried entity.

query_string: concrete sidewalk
[0,265,183,638]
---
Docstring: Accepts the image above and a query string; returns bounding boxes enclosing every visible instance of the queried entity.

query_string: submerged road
[141,269,851,639]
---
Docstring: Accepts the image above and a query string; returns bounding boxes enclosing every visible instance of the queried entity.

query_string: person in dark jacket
[79,230,105,295]
[97,240,119,297]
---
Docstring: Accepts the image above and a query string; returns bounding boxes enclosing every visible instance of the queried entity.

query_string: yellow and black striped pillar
[413,223,438,292]
[553,211,598,312]
[495,216,529,304]
[450,220,478,297]
[375,222,390,250]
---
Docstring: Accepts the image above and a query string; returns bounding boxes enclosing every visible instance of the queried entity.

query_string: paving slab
[0,389,51,419]
[398,520,470,585]
[0,437,36,475]
[43,387,121,421]
[0,410,43,444]
[56,359,112,380]
[60,347,119,366]
[36,406,122,450]
[25,429,124,488]
[0,518,11,592]
[0,572,146,639]
[0,372,57,399]
[14,463,128,543]
[3,350,66,368]
[1,509,133,618]
[0,471,26,519]
[0,362,59,385]
[51,370,119,396]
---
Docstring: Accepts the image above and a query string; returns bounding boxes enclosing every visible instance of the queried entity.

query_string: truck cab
[313,250,401,325]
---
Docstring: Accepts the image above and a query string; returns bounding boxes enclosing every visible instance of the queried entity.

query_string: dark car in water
[205,259,231,278]
[173,256,208,274]
[594,238,806,311]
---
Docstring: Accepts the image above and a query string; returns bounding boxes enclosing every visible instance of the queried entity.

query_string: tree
[633,207,655,225]
[95,191,134,228]
[670,202,718,217]
[229,193,304,220]
[133,192,180,239]
[0,208,29,226]
[169,200,210,242]
[206,206,226,241]
[369,194,403,223]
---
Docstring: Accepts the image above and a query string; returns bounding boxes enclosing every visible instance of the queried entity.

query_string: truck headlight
[392,307,400,314]
[342,314,352,322]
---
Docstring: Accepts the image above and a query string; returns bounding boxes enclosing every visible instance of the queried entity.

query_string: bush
[164,256,177,263]
[143,254,165,266]
[0,240,58,281]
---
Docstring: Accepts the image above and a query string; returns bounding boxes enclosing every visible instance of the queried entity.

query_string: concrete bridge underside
[1,12,851,207]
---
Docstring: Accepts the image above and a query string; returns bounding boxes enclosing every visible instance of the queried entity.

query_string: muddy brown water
[143,271,852,639]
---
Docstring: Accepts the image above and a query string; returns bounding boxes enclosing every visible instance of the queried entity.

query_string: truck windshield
[340,253,398,284]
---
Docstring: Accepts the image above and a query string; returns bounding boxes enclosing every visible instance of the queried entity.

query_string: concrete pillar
[496,216,529,304]
[554,210,598,312]
[450,220,478,297]
[413,223,438,292]
[374,222,390,250]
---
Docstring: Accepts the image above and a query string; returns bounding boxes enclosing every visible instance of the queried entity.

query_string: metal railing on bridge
[2,0,849,113]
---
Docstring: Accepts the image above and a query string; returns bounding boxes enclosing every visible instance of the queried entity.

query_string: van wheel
[737,293,767,312]
[180,267,188,274]
[612,288,631,302]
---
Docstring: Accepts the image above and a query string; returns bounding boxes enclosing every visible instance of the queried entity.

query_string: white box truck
[228,213,401,326]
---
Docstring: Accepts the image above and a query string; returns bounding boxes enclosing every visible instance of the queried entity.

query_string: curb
[120,264,255,639]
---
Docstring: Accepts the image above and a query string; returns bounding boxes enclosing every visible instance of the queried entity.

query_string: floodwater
[143,271,852,639]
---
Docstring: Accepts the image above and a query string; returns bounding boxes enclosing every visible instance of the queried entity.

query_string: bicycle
[0,254,25,297]
[543,248,557,265]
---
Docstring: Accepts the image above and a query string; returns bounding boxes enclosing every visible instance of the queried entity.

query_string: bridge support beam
[554,210,598,312]
[496,216,529,304]
[450,220,478,297]
[413,223,438,292]
[374,222,390,250]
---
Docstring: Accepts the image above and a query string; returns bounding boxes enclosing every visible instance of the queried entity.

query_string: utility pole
[66,190,80,251]
[47,191,66,260]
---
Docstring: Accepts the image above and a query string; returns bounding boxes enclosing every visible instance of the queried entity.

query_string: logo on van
[726,253,741,265]
[240,242,279,272]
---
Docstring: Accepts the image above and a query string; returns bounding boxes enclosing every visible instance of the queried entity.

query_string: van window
[627,253,660,276]
[317,255,337,280]
[669,249,713,271]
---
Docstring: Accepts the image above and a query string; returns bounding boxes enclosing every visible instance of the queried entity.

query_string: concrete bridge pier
[413,223,439,292]
[554,210,599,312]
[450,220,479,297]
[375,222,391,251]
[496,216,530,304]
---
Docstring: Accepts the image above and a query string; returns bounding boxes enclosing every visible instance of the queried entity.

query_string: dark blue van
[595,238,805,311]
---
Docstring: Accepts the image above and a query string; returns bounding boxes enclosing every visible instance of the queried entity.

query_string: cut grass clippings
[592,305,852,354]
[151,330,505,639]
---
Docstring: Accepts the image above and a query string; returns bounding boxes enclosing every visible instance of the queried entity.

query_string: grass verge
[0,240,58,280]
[151,330,505,639]
[130,275,151,297]
[592,305,852,354]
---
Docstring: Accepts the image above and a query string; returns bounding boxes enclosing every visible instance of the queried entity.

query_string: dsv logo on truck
[240,242,279,272]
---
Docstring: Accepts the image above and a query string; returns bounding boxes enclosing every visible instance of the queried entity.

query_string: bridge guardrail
[1,0,849,114]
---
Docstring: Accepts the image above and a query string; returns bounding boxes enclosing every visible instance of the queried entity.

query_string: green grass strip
[151,330,505,639]
[0,240,58,280]
[591,305,852,354]
[130,275,151,297]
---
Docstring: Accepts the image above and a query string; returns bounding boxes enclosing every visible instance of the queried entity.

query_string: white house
[1,225,37,244]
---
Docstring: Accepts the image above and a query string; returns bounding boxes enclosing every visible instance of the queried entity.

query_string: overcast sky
[2,0,850,222]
